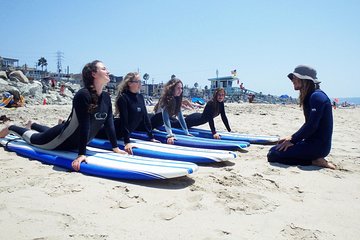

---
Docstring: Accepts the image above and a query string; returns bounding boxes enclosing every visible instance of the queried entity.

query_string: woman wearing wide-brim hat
[267,65,336,169]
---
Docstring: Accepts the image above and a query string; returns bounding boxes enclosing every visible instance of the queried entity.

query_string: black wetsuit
[173,100,231,134]
[267,90,333,166]
[9,88,118,155]
[97,90,154,144]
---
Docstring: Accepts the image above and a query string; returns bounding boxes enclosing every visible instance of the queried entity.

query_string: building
[0,56,19,69]
[208,75,242,95]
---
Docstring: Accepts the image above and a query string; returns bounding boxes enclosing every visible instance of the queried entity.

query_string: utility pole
[56,51,64,82]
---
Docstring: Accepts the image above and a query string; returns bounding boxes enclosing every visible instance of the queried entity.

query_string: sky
[1,0,360,98]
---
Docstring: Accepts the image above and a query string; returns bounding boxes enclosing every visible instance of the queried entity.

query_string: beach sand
[0,103,359,240]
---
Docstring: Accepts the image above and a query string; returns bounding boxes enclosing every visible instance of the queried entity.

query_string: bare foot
[0,126,9,138]
[25,120,33,129]
[312,158,336,170]
[58,118,64,125]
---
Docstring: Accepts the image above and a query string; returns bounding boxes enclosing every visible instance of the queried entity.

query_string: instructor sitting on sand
[267,65,335,169]
[0,60,126,171]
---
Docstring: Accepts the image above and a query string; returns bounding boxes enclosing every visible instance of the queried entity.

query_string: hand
[72,155,87,171]
[113,147,127,155]
[276,137,293,151]
[213,133,221,139]
[124,143,134,155]
[167,137,175,144]
[150,138,161,143]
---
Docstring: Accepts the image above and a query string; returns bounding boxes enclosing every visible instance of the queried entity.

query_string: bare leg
[0,126,9,138]
[312,158,336,170]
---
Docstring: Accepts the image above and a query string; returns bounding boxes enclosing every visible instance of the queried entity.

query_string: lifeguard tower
[208,75,243,100]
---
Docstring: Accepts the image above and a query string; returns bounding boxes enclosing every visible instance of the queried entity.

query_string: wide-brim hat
[287,65,321,84]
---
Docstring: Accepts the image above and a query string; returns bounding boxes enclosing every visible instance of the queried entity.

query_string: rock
[0,71,8,80]
[9,70,29,83]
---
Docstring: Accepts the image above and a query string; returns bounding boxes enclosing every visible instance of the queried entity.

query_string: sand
[0,103,359,240]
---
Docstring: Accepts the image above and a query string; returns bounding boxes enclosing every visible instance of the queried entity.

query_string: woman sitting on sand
[150,77,191,144]
[96,72,159,155]
[172,87,231,139]
[0,60,126,171]
[267,65,335,169]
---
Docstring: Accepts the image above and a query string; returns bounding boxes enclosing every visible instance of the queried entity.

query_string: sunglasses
[130,80,141,84]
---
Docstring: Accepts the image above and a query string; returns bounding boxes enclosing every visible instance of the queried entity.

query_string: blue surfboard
[157,126,279,145]
[1,135,198,180]
[89,138,237,163]
[130,130,247,150]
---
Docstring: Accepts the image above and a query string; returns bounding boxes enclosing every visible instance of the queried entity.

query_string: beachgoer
[50,79,56,90]
[96,72,159,155]
[1,90,25,108]
[267,65,335,169]
[248,93,255,103]
[151,77,191,144]
[0,60,126,171]
[173,88,231,139]
[60,83,65,96]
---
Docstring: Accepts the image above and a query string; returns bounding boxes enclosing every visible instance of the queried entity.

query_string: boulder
[9,70,29,83]
[0,71,8,80]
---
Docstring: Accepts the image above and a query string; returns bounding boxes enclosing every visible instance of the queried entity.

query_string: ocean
[334,97,360,105]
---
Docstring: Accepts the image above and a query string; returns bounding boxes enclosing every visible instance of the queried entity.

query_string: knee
[267,147,278,163]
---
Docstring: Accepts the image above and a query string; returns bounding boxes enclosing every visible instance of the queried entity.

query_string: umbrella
[279,94,289,99]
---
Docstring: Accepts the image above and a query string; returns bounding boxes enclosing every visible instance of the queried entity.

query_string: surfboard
[157,126,279,144]
[130,130,248,150]
[191,128,279,144]
[89,138,237,163]
[0,135,198,180]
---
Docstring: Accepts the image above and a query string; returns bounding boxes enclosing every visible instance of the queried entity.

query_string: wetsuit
[173,100,231,134]
[151,97,189,138]
[97,90,154,144]
[9,88,118,155]
[267,89,333,165]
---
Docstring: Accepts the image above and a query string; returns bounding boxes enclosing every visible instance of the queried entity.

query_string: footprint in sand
[157,202,182,221]
[280,223,336,240]
[109,186,146,209]
[216,190,278,215]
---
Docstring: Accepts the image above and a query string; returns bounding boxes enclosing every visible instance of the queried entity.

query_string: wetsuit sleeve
[203,102,217,134]
[177,111,190,135]
[162,109,175,138]
[73,90,91,155]
[291,91,328,144]
[220,103,231,132]
[118,95,132,144]
[140,95,154,139]
[103,94,118,148]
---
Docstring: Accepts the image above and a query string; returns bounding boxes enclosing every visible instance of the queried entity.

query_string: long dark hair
[82,60,101,113]
[209,88,225,116]
[154,78,183,117]
[299,79,318,110]
[114,72,139,116]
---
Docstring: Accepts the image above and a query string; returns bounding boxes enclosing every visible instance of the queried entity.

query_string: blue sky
[1,0,359,98]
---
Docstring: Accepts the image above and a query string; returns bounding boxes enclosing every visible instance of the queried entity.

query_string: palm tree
[37,57,48,71]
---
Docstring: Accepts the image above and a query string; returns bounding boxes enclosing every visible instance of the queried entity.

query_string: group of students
[0,60,335,172]
[0,60,232,171]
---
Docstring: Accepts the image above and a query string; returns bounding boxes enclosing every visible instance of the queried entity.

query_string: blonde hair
[114,72,139,116]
